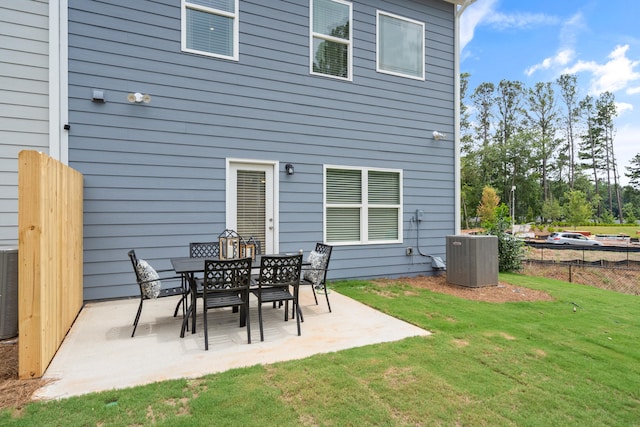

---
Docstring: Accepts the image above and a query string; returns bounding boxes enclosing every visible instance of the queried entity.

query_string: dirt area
[0,274,552,412]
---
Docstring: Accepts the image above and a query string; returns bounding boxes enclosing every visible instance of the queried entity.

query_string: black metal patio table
[171,256,236,338]
[171,254,309,338]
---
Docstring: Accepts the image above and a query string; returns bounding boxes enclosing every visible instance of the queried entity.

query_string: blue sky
[460,0,640,186]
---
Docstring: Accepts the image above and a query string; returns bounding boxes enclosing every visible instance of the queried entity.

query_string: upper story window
[182,0,239,61]
[376,11,425,80]
[310,0,352,81]
[325,166,402,245]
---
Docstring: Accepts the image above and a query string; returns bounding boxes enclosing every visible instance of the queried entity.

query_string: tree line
[460,73,640,228]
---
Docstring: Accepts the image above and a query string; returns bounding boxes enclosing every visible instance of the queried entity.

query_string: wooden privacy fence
[18,150,84,379]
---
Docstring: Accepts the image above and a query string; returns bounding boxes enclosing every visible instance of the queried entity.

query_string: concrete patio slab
[36,289,430,400]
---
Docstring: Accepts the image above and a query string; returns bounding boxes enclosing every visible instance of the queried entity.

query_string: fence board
[18,150,84,379]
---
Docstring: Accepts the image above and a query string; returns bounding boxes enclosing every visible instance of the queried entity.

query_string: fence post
[569,264,572,283]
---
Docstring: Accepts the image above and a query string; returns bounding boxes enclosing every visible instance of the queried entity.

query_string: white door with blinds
[227,161,277,254]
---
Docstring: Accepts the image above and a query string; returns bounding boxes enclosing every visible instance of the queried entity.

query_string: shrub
[483,204,524,272]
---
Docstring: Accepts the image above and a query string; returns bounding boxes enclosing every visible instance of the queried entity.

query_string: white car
[546,232,603,246]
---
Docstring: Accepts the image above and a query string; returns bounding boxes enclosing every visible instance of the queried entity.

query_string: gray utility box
[446,235,498,288]
[0,247,18,339]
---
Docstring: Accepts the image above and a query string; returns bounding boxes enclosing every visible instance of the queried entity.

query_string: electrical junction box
[446,235,498,288]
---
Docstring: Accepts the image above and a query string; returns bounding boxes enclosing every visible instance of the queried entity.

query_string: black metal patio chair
[297,243,333,320]
[189,241,220,258]
[128,249,186,337]
[251,254,303,341]
[202,257,253,350]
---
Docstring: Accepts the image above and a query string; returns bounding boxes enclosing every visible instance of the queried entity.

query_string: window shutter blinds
[368,171,400,204]
[186,9,234,57]
[326,169,361,241]
[326,169,361,203]
[237,170,266,246]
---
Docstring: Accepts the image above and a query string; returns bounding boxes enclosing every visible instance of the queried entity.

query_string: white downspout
[49,0,69,165]
[453,0,475,234]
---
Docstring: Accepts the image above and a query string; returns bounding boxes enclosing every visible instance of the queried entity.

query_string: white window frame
[376,10,425,81]
[181,0,239,61]
[310,0,353,81]
[324,165,403,245]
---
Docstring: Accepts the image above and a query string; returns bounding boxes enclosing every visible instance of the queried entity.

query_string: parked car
[546,232,604,246]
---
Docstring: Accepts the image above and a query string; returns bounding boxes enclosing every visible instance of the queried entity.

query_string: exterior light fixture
[127,92,151,103]
[432,131,446,141]
[285,163,294,175]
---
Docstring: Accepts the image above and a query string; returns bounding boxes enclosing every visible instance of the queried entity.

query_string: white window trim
[181,0,239,61]
[309,0,353,81]
[323,165,403,245]
[376,10,425,81]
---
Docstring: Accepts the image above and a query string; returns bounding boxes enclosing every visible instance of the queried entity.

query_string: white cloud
[525,49,575,76]
[558,12,585,49]
[616,102,634,115]
[484,11,559,30]
[563,44,640,94]
[460,0,498,52]
[460,0,558,53]
[525,13,584,77]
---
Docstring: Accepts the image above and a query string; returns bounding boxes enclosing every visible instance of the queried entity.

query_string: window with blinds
[182,0,239,60]
[311,0,352,80]
[377,11,425,80]
[236,170,266,248]
[325,167,402,244]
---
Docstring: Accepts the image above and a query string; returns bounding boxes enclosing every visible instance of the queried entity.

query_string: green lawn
[561,225,640,236]
[2,274,639,426]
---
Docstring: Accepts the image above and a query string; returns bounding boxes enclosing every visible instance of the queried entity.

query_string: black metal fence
[523,243,640,295]
[524,242,640,266]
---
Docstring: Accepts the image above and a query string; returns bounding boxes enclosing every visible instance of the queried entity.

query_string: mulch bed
[0,339,49,412]
[373,274,554,303]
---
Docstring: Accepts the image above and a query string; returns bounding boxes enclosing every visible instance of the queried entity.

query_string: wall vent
[446,236,498,288]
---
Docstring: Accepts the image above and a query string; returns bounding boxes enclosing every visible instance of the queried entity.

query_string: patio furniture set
[127,230,333,350]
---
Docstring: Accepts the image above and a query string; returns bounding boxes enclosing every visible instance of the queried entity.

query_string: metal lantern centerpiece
[218,229,245,259]
[242,236,260,260]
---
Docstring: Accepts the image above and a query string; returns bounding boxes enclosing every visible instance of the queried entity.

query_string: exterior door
[227,160,277,254]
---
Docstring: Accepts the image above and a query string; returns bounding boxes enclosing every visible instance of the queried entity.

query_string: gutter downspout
[49,0,69,165]
[453,0,475,234]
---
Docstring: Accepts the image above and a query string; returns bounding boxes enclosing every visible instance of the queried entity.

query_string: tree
[563,190,593,228]
[477,186,500,228]
[625,153,640,189]
[557,74,580,189]
[578,95,604,217]
[541,197,562,223]
[470,82,496,187]
[526,81,558,201]
[622,203,637,225]
[494,80,525,203]
[595,92,622,221]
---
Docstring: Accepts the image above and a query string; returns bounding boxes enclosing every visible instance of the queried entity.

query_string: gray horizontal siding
[0,1,50,246]
[68,0,456,300]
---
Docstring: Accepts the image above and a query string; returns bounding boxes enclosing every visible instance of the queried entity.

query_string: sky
[459,0,640,186]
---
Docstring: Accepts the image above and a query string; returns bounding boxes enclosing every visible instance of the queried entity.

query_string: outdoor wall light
[285,163,295,175]
[127,92,151,104]
[432,130,447,141]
